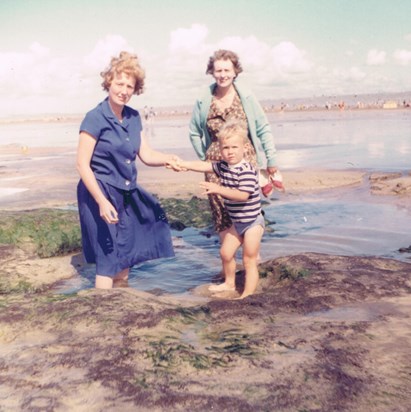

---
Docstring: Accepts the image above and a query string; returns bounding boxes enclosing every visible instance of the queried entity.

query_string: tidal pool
[54,198,411,295]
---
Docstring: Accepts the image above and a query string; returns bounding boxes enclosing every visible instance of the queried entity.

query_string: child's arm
[178,160,213,173]
[200,181,250,201]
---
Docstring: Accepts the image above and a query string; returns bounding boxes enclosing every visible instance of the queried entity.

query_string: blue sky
[1,0,411,117]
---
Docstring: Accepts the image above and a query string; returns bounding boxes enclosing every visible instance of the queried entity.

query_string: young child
[178,120,264,299]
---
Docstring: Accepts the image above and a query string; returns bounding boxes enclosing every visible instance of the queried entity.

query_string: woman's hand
[98,198,119,224]
[165,155,187,171]
[267,166,278,176]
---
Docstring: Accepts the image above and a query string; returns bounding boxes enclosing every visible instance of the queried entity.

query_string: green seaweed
[279,264,311,280]
[0,278,45,294]
[160,196,212,229]
[0,209,81,258]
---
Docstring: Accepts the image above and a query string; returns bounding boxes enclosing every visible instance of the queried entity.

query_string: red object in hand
[260,171,285,197]
[271,172,285,191]
[261,182,274,197]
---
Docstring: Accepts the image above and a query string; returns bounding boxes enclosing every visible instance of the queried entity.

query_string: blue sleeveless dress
[77,98,174,277]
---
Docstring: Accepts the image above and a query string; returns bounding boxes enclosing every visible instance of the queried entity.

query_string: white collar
[227,159,247,169]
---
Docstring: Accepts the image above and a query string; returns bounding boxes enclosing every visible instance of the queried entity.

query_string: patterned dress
[205,92,257,233]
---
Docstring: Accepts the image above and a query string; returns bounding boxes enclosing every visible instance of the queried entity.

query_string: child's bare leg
[238,225,264,299]
[209,226,241,292]
[217,227,231,279]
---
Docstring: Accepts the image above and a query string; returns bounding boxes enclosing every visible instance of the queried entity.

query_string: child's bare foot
[208,283,235,292]
[234,292,253,300]
[212,290,238,299]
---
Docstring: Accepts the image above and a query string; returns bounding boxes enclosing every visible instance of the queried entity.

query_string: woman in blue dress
[76,51,180,289]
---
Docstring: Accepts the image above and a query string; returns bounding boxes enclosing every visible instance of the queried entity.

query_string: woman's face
[212,59,236,89]
[108,72,136,107]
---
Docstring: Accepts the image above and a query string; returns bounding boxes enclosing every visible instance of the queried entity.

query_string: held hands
[165,155,187,172]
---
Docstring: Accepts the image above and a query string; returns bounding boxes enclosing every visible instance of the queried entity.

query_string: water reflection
[367,142,385,159]
[54,199,411,295]
[261,199,411,260]
[271,111,411,170]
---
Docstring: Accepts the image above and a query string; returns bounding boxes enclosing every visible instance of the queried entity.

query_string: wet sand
[1,142,405,209]
[0,143,411,410]
[1,142,410,215]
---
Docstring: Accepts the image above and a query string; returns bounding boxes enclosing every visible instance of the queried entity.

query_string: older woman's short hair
[206,49,243,77]
[100,51,145,95]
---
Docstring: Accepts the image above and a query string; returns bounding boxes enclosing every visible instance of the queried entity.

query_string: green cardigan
[188,82,277,168]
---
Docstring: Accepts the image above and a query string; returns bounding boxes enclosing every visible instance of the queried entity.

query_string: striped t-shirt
[212,160,261,223]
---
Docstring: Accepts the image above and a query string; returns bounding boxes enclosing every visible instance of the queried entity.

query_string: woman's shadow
[58,252,95,292]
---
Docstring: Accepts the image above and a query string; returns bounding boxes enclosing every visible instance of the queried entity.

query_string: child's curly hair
[218,119,249,143]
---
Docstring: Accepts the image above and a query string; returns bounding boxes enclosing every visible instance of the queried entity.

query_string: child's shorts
[233,213,265,237]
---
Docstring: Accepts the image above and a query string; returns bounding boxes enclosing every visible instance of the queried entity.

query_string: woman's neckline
[213,86,236,109]
[108,100,124,123]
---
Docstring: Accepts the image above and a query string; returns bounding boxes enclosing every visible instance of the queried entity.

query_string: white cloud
[83,34,135,74]
[304,65,374,97]
[214,36,312,77]
[270,41,312,73]
[30,42,50,58]
[164,24,211,88]
[393,49,411,65]
[334,67,366,82]
[366,49,386,66]
[0,43,79,98]
[169,24,208,54]
[162,29,313,97]
[3,23,409,117]
[405,33,411,42]
[218,35,270,68]
[0,28,316,115]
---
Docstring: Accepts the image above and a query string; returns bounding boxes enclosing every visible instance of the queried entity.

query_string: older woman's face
[212,59,236,89]
[108,72,136,107]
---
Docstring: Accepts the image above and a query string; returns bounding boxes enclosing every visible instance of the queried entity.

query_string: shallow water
[143,109,411,171]
[2,110,411,294]
[54,195,411,295]
[270,110,411,170]
[1,109,410,170]
[0,121,79,148]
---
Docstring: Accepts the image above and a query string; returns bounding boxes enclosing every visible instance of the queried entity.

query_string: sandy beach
[0,139,411,410]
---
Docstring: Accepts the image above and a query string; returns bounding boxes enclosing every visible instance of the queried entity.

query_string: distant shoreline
[0,105,409,125]
[1,89,410,124]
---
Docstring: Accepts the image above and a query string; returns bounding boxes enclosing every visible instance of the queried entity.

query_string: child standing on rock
[176,120,265,299]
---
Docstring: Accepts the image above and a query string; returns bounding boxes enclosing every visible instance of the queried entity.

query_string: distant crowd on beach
[139,95,411,119]
[2,95,409,126]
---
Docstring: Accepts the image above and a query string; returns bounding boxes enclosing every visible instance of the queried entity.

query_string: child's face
[219,135,245,165]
